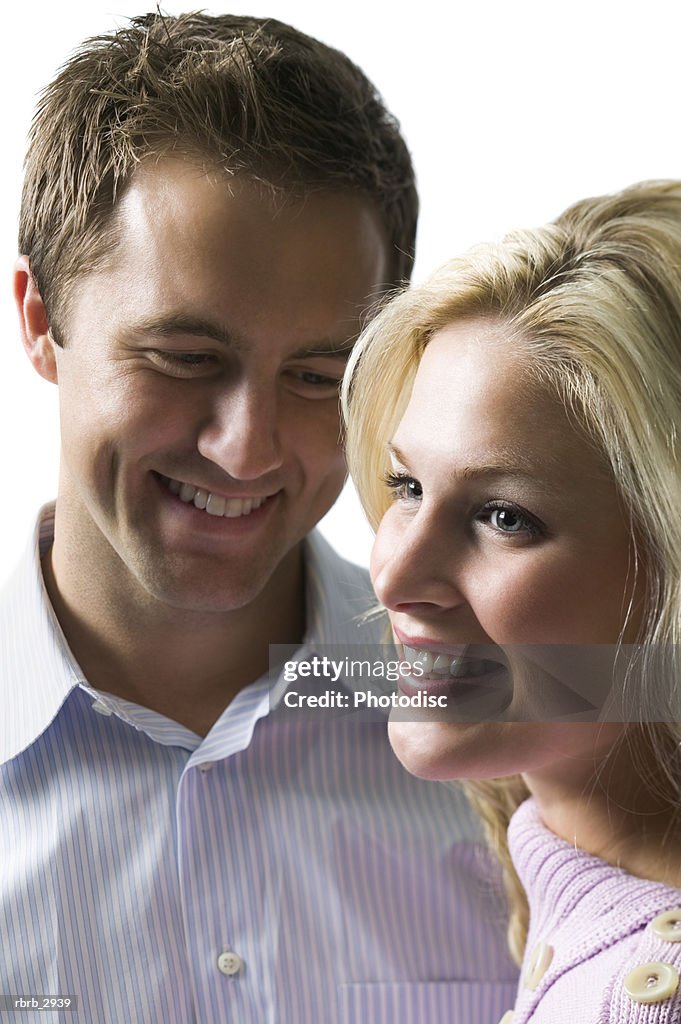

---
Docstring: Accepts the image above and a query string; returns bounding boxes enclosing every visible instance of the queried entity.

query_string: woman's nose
[371,510,466,615]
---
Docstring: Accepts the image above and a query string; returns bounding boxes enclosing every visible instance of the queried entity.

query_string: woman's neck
[524,728,681,888]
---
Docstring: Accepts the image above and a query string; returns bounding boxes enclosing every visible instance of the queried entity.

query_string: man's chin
[134,569,280,615]
[127,538,304,617]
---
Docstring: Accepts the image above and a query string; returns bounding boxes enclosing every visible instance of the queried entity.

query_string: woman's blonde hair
[342,180,681,963]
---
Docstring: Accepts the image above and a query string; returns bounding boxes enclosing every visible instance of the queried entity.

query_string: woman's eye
[383,471,423,501]
[490,508,525,533]
[480,502,542,538]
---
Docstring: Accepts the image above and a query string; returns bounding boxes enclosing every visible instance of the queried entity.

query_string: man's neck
[41,539,306,737]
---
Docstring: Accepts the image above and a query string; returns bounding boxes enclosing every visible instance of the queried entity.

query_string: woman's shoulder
[508,798,681,1022]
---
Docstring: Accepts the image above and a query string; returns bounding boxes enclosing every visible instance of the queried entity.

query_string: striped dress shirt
[0,506,518,1023]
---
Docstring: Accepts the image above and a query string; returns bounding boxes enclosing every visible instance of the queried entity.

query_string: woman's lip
[392,626,473,658]
[398,660,507,687]
[392,627,470,657]
[396,676,504,699]
[397,678,455,698]
[396,669,513,720]
[392,627,510,680]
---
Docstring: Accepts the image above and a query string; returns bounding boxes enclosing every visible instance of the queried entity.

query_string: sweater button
[624,962,679,1004]
[524,942,554,990]
[652,909,681,943]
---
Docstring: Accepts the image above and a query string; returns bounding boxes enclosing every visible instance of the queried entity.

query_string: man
[1,13,518,1022]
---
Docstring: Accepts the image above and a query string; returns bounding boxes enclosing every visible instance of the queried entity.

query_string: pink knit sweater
[504,799,681,1023]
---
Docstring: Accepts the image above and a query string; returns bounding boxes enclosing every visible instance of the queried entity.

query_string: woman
[342,181,681,1023]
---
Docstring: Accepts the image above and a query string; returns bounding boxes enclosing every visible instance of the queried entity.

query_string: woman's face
[371,320,643,783]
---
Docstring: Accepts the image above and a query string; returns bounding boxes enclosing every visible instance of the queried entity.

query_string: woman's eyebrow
[386,442,409,466]
[387,441,565,490]
[387,441,537,473]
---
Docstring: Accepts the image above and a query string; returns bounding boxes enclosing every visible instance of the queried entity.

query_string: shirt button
[198,762,215,773]
[497,1012,515,1024]
[91,699,112,716]
[217,951,243,977]
[624,962,680,1004]
[524,942,554,990]
[652,909,681,942]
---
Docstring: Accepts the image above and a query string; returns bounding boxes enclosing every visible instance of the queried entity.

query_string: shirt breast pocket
[337,981,519,1023]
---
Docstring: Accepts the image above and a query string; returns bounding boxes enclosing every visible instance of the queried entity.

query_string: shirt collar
[301,529,376,650]
[0,506,377,765]
[226,530,379,721]
[0,504,84,764]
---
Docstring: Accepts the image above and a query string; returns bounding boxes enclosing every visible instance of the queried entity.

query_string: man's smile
[159,473,275,518]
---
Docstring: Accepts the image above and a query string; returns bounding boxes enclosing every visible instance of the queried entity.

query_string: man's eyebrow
[132,316,355,360]
[131,314,239,349]
[287,339,356,361]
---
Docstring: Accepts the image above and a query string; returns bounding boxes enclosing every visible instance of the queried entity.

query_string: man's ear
[14,256,59,384]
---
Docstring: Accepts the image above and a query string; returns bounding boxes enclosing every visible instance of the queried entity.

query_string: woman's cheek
[467,558,563,644]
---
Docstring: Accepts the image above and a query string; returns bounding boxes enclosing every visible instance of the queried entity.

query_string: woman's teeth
[162,476,268,518]
[402,645,495,680]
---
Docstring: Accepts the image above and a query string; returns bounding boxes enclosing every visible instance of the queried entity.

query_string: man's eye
[151,351,218,375]
[172,353,213,365]
[383,471,423,502]
[163,352,214,366]
[285,368,342,398]
[298,371,338,386]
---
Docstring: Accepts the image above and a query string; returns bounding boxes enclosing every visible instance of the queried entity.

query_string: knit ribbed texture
[506,798,681,1022]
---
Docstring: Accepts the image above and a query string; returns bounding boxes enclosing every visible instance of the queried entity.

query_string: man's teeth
[402,645,493,680]
[164,476,268,518]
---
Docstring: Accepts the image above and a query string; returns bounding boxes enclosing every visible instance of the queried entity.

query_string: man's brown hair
[19,11,418,336]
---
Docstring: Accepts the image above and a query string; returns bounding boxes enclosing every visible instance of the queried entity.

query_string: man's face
[48,158,388,612]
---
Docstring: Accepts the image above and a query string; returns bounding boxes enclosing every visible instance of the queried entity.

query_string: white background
[1,0,679,585]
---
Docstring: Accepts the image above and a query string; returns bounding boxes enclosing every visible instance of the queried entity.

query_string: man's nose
[372,513,467,616]
[197,381,284,481]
